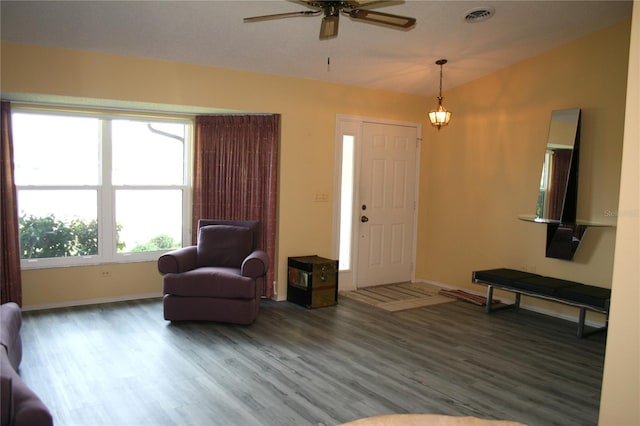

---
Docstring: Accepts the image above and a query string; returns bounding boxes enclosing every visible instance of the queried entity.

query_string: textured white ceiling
[0,0,633,97]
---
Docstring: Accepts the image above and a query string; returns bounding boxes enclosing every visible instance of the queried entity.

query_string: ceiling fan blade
[343,0,401,9]
[319,14,339,40]
[243,10,320,23]
[347,9,416,28]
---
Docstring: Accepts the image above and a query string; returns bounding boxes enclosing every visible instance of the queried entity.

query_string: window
[12,108,192,268]
[339,135,355,271]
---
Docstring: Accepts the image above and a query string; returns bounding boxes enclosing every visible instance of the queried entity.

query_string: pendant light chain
[438,60,444,102]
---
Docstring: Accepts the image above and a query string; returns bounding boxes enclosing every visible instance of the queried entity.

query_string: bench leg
[577,307,608,338]
[485,285,518,313]
[578,307,586,338]
[486,285,494,313]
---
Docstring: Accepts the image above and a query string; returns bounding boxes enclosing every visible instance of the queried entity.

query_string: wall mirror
[536,108,581,223]
[522,108,612,260]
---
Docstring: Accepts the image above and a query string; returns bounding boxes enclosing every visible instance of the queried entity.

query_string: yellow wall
[21,262,161,308]
[1,41,428,307]
[1,13,637,425]
[416,20,631,324]
[599,3,640,424]
[0,20,631,310]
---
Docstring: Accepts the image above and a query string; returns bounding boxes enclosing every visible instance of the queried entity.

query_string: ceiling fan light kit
[428,59,452,130]
[243,1,416,40]
[321,15,340,40]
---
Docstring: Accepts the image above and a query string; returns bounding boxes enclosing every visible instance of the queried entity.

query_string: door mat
[340,282,455,312]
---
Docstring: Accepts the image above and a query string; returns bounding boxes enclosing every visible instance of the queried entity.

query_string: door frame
[332,114,422,292]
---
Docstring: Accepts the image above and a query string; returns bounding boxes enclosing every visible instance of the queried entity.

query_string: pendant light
[428,59,452,130]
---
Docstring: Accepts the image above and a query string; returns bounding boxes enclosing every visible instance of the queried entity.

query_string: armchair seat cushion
[163,267,256,299]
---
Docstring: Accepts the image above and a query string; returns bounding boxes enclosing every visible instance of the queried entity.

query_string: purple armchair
[158,220,268,324]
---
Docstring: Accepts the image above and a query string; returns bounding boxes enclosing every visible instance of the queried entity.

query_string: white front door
[356,122,418,288]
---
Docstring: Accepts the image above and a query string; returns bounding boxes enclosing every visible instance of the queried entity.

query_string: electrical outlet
[99,271,111,278]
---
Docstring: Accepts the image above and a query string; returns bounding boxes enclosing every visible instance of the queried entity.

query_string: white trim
[334,114,422,290]
[333,119,361,291]
[21,293,163,312]
[14,106,193,269]
[336,113,423,129]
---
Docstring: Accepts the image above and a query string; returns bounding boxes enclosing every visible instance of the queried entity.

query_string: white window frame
[14,106,193,270]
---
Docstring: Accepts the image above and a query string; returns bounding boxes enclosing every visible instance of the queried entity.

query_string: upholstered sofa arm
[0,302,22,369]
[158,246,198,274]
[241,250,269,278]
[1,350,53,426]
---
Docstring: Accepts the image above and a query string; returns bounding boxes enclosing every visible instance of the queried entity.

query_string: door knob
[361,215,369,223]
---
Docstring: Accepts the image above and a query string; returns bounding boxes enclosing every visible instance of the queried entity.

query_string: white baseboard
[418,278,459,291]
[22,280,607,329]
[24,292,288,311]
[415,279,607,329]
[517,304,607,328]
[22,292,163,312]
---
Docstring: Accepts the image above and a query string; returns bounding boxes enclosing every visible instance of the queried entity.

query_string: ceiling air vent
[464,7,495,23]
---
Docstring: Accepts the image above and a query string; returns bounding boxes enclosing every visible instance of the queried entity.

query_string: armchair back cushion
[196,225,253,268]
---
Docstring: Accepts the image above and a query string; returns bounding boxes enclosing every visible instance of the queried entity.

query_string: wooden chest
[287,256,338,308]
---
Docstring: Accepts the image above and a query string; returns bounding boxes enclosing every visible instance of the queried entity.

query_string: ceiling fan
[243,1,416,40]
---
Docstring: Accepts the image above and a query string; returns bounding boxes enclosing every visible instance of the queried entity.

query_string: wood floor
[19,296,607,426]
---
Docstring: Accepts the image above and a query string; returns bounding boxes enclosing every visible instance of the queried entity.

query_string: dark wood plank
[19,296,606,426]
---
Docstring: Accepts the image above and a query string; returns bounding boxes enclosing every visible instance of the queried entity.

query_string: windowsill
[20,252,169,270]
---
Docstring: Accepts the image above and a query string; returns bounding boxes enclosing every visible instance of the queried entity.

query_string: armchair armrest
[158,246,198,274]
[241,250,269,278]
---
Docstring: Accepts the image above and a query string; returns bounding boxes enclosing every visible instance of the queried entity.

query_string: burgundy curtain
[1,101,23,305]
[193,115,279,298]
[547,149,572,221]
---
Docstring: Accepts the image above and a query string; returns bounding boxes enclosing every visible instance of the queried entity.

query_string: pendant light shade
[428,99,451,127]
[429,59,452,130]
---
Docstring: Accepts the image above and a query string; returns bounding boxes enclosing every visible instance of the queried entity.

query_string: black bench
[472,268,611,338]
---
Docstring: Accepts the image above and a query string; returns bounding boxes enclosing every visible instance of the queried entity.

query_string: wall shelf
[517,214,616,228]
